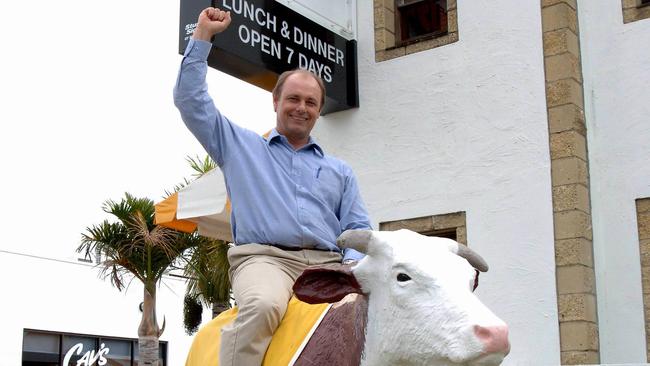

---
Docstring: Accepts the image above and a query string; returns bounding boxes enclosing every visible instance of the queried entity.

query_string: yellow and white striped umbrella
[155,167,232,242]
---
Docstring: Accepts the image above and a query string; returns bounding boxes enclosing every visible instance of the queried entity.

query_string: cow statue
[292,229,510,366]
[184,229,510,366]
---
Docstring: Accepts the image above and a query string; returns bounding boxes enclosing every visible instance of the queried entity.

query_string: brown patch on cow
[293,294,368,366]
[293,263,363,304]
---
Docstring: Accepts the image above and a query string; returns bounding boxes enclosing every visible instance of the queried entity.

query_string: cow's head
[294,229,510,366]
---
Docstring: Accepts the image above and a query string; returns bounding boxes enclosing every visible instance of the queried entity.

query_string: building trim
[379,211,467,244]
[540,0,600,364]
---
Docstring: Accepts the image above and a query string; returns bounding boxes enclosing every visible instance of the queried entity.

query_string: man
[173,7,372,366]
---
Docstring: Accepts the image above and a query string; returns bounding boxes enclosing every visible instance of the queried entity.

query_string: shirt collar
[266,128,324,157]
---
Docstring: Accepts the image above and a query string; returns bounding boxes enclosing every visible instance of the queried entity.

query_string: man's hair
[272,69,326,110]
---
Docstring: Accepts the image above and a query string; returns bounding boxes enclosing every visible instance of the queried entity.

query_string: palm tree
[172,155,233,333]
[78,193,194,366]
[183,235,232,318]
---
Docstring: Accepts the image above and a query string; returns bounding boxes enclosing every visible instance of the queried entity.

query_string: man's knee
[241,295,287,327]
[235,296,287,334]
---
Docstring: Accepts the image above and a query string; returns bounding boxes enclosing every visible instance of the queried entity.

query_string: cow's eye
[397,273,411,282]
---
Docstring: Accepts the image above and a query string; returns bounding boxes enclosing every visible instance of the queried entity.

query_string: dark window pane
[423,229,457,240]
[104,360,130,366]
[133,341,139,360]
[62,336,96,352]
[160,342,167,366]
[397,0,448,42]
[23,332,59,353]
[22,331,60,364]
[103,340,131,366]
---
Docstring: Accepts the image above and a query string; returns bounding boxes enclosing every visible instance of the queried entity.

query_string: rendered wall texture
[316,1,560,364]
[580,0,650,362]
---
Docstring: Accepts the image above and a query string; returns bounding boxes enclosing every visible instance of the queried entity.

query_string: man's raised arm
[173,8,232,166]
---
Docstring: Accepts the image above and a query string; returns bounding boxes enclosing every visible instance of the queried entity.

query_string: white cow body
[295,229,510,366]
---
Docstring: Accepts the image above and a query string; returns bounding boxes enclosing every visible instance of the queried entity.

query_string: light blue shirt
[173,39,371,261]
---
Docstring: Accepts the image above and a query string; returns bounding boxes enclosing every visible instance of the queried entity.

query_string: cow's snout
[474,324,510,355]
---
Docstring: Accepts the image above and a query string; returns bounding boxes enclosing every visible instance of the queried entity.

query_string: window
[61,335,96,365]
[103,339,131,366]
[636,198,650,361]
[374,0,458,62]
[622,0,650,23]
[22,331,59,366]
[396,0,448,45]
[380,211,467,245]
[22,329,168,366]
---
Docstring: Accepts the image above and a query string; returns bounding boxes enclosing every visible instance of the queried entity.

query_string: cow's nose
[474,325,510,354]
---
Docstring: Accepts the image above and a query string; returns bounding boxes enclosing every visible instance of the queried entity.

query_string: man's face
[273,73,322,147]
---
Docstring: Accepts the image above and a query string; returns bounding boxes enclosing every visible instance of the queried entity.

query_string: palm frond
[182,236,231,308]
[186,155,217,178]
[78,220,126,258]
[103,193,156,229]
[161,155,215,199]
[163,177,193,198]
[79,193,192,292]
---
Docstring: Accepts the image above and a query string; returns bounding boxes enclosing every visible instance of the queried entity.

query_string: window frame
[373,0,458,62]
[394,0,449,47]
[635,198,650,362]
[379,211,467,245]
[622,0,650,23]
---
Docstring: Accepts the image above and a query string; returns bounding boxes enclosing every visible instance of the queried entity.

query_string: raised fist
[192,7,232,41]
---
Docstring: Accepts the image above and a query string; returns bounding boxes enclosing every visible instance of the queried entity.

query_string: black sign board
[179,0,359,114]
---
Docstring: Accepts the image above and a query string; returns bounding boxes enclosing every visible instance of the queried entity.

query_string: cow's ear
[293,263,363,304]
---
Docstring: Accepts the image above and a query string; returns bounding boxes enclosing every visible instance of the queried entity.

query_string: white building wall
[579,0,650,362]
[315,1,561,364]
[0,252,195,365]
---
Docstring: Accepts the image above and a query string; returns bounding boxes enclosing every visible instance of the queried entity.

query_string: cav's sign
[63,343,110,366]
[179,0,359,114]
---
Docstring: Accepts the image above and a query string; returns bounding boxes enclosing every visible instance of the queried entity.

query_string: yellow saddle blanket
[185,297,330,366]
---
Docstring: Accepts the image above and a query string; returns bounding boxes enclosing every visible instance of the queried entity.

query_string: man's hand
[192,7,232,42]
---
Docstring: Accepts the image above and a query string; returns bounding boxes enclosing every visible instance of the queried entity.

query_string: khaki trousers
[219,244,342,366]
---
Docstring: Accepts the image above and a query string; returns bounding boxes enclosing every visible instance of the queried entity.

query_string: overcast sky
[0,1,275,259]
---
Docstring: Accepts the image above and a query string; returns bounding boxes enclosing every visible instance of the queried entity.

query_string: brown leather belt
[271,244,337,252]
[272,244,304,251]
